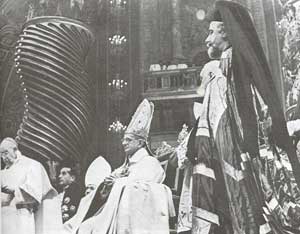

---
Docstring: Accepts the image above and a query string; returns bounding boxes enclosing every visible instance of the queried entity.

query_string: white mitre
[85,156,111,188]
[125,99,154,141]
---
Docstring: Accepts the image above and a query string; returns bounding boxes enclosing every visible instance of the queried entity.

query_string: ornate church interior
[2,0,300,233]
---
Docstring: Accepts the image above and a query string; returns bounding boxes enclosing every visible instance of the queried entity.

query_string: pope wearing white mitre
[65,99,175,234]
[1,137,61,234]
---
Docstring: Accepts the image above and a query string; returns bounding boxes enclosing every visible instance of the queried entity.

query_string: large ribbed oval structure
[14,17,94,162]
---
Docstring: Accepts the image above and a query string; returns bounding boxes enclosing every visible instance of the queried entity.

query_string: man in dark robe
[58,161,82,223]
[187,1,300,234]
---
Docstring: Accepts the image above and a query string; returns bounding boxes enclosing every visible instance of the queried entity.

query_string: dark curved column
[14,16,94,162]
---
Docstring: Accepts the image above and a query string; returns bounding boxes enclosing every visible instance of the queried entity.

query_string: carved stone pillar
[14,17,94,163]
[0,23,22,139]
[172,0,186,62]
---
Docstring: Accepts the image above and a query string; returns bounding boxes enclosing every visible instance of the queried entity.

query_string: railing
[142,66,203,100]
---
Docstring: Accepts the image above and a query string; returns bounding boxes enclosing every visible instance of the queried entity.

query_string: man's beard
[207,46,222,59]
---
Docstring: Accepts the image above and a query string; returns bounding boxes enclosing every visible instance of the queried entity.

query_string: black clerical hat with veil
[206,2,300,192]
[209,1,290,155]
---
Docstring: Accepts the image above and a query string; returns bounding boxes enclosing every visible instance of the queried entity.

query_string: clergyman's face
[205,21,226,59]
[58,167,75,187]
[122,134,143,157]
[0,148,17,166]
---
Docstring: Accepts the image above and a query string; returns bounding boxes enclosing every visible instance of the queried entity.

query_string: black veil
[212,1,300,186]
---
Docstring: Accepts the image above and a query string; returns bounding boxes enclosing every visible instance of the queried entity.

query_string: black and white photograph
[1,0,300,233]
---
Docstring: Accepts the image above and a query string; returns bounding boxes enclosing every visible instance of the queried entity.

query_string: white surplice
[1,154,61,234]
[68,148,174,234]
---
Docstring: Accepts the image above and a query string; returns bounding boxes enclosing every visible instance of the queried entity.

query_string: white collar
[128,148,148,165]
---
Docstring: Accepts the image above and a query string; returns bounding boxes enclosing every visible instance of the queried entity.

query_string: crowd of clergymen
[3,1,300,234]
[1,98,175,234]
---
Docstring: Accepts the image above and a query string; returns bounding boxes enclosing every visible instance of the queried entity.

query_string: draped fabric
[187,111,259,234]
[116,181,175,234]
[214,111,259,234]
[260,150,300,232]
[189,2,300,233]
[177,165,193,233]
[76,179,175,234]
[294,99,300,120]
[66,148,173,234]
[1,154,59,234]
[187,1,300,233]
[213,0,300,212]
[214,1,298,162]
[186,60,259,234]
